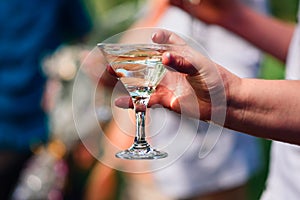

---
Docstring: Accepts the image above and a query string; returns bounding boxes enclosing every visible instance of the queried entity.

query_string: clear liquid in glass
[98,44,171,159]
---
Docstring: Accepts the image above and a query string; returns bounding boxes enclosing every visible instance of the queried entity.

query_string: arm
[84,163,118,200]
[115,29,300,145]
[222,4,295,63]
[222,68,300,144]
[84,119,134,200]
[170,0,295,62]
[168,51,300,145]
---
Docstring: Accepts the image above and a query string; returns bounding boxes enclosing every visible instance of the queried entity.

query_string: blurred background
[72,0,300,199]
[6,0,299,200]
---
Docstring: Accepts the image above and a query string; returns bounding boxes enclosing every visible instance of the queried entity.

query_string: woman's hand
[115,29,237,122]
[169,0,242,27]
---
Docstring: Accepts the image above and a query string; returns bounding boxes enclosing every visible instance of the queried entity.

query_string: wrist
[217,66,244,126]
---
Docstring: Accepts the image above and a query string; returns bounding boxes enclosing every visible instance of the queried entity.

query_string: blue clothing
[0,0,91,151]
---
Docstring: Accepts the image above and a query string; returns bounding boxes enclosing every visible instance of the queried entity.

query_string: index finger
[151,29,186,45]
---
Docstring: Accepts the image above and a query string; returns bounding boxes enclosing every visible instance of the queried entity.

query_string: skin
[85,1,299,199]
[116,28,300,145]
[170,0,295,62]
[166,0,300,143]
[164,30,300,145]
[116,0,300,144]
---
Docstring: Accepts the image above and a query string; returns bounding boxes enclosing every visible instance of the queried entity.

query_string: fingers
[170,0,201,6]
[162,52,199,75]
[106,65,117,77]
[188,0,201,5]
[151,29,199,75]
[114,85,175,111]
[151,29,186,45]
[114,95,166,110]
[99,67,118,88]
[170,0,202,12]
[115,96,133,108]
[151,29,200,76]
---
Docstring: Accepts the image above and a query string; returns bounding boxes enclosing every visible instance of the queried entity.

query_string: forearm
[85,164,117,200]
[225,76,300,144]
[222,4,295,62]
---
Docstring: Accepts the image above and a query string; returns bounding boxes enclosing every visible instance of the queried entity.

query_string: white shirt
[149,1,267,198]
[261,4,300,200]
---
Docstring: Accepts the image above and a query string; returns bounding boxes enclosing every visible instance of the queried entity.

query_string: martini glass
[98,43,178,159]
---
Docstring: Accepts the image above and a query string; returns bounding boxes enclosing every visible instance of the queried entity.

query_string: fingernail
[165,52,171,59]
[162,52,171,64]
[151,32,157,40]
[188,0,201,5]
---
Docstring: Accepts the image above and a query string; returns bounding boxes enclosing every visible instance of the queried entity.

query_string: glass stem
[135,110,147,144]
[133,98,150,148]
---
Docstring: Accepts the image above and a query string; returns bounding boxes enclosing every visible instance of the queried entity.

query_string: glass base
[115,143,168,160]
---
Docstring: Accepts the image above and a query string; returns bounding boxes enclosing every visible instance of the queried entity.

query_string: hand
[169,0,242,27]
[116,29,234,122]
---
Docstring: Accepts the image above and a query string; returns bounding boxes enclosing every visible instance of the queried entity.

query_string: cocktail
[98,43,179,159]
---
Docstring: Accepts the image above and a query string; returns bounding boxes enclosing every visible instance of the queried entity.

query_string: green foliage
[260,55,285,79]
[270,0,299,21]
[84,0,299,44]
[84,0,146,43]
[260,0,299,80]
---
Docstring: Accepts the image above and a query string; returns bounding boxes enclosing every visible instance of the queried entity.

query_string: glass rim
[97,43,186,49]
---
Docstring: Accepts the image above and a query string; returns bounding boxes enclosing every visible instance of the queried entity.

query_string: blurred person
[85,0,268,200]
[126,0,267,200]
[0,0,91,199]
[114,0,300,199]
[161,0,266,198]
[167,1,300,200]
